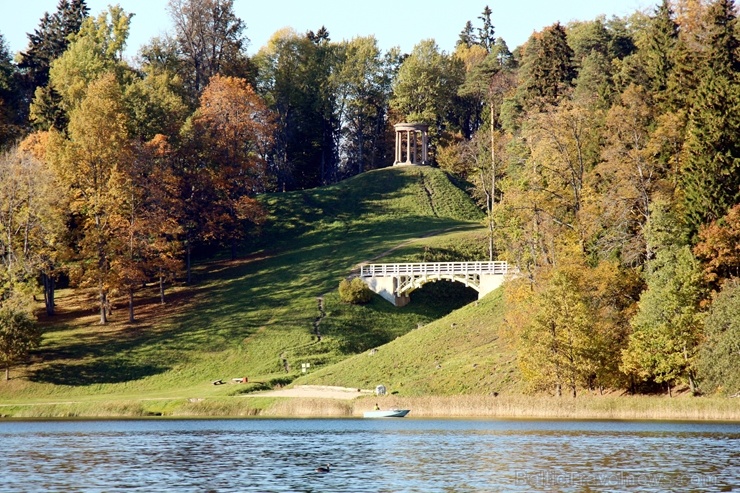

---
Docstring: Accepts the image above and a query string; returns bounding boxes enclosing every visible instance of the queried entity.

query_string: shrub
[338,278,373,304]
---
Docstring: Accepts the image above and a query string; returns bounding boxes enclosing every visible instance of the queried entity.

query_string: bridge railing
[360,261,510,277]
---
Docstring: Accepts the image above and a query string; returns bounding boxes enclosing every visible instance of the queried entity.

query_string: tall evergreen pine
[18,0,89,89]
[517,22,576,111]
[681,0,740,236]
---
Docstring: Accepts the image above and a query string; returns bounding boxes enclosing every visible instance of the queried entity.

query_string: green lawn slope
[298,288,522,396]
[2,166,515,416]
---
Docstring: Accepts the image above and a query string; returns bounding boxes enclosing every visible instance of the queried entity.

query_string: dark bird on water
[316,463,331,473]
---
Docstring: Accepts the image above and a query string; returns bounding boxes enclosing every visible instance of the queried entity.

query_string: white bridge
[359,261,513,306]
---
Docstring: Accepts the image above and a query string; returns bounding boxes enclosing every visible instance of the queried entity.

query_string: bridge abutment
[363,276,410,307]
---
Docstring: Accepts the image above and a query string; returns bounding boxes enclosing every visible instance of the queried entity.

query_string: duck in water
[315,463,331,473]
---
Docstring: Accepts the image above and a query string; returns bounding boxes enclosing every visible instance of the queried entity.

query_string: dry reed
[346,395,740,421]
[263,398,354,417]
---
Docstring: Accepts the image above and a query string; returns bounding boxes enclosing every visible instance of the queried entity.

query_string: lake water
[1,418,738,492]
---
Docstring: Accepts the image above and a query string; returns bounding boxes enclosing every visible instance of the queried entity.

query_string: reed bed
[347,395,740,421]
[263,398,354,417]
[2,394,736,420]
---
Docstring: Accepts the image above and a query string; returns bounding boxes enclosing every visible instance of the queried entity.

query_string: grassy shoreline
[2,394,738,421]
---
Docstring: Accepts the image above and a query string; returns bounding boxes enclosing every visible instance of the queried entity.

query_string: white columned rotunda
[393,123,429,166]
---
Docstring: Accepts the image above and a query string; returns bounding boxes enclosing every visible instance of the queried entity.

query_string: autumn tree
[518,267,593,397]
[694,204,740,292]
[107,134,184,322]
[589,84,674,266]
[184,75,273,268]
[140,136,184,304]
[48,73,133,324]
[0,138,66,316]
[522,98,601,253]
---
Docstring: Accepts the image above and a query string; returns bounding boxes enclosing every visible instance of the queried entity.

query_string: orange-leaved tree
[186,74,274,261]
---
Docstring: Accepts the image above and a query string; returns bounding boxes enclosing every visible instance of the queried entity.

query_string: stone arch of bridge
[396,273,482,296]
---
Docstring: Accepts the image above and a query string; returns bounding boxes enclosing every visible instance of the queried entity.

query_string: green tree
[516,23,576,111]
[333,36,395,176]
[680,0,740,236]
[123,71,189,141]
[0,34,23,148]
[254,28,341,189]
[643,0,679,102]
[0,297,41,381]
[697,279,740,395]
[477,5,496,52]
[622,243,705,395]
[18,0,89,91]
[31,5,132,129]
[391,39,464,159]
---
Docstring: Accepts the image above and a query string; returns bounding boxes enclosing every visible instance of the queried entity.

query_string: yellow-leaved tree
[48,72,133,324]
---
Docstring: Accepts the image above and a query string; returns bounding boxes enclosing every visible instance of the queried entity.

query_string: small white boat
[363,409,410,418]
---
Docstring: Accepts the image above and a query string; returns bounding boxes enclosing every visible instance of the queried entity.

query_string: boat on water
[363,409,410,418]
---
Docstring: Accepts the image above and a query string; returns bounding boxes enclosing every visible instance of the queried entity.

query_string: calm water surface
[1,418,738,492]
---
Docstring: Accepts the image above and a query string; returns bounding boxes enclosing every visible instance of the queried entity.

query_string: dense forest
[0,0,738,396]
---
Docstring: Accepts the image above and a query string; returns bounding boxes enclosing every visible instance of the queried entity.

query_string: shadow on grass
[30,359,167,386]
[325,281,478,355]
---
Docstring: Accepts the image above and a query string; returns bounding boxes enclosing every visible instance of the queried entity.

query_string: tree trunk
[186,241,192,285]
[128,289,135,323]
[5,366,8,381]
[688,371,697,395]
[159,274,166,305]
[99,288,108,324]
[43,273,55,316]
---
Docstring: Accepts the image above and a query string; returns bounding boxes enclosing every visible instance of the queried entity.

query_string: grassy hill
[298,288,521,396]
[1,166,522,416]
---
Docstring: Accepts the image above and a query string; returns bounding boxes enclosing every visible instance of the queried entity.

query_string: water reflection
[1,419,738,492]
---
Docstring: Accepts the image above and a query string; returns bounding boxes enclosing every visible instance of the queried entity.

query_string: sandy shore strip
[253,385,374,400]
